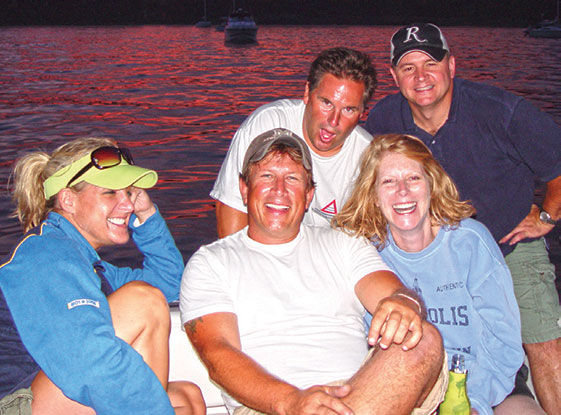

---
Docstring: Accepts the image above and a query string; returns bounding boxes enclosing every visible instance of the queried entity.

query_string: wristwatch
[539,209,558,226]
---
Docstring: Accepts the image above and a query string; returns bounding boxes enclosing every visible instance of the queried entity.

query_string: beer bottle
[439,353,471,415]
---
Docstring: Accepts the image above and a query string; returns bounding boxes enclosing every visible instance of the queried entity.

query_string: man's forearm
[543,175,561,221]
[499,175,561,244]
[186,313,298,415]
[392,287,427,320]
[197,340,298,415]
[355,270,406,313]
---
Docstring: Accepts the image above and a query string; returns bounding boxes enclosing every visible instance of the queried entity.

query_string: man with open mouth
[211,47,377,237]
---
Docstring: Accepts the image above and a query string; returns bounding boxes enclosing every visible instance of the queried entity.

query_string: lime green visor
[43,149,158,199]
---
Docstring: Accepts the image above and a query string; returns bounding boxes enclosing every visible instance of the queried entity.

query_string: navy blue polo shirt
[365,78,561,256]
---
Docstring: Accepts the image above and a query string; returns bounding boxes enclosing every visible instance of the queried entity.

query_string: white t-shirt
[180,224,391,410]
[210,99,373,226]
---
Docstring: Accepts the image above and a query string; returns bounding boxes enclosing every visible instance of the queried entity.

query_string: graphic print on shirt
[413,278,469,330]
[427,305,469,327]
[436,281,464,292]
[312,200,337,222]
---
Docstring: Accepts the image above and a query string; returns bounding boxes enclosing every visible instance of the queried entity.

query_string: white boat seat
[169,306,229,415]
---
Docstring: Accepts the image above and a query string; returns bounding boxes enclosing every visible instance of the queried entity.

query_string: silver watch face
[540,211,555,224]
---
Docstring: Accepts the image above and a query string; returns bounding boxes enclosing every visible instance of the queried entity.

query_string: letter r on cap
[404,27,427,43]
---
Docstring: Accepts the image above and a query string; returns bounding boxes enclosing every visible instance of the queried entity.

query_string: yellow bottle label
[439,371,471,415]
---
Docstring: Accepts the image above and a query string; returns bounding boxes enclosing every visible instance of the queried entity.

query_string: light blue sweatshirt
[367,218,523,415]
[0,210,183,414]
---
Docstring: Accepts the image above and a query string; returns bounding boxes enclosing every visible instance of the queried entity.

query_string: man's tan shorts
[0,388,32,415]
[505,238,561,343]
[234,349,448,415]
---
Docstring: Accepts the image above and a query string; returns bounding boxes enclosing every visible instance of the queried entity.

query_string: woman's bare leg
[31,281,173,414]
[108,282,206,412]
[31,371,95,415]
[108,280,172,387]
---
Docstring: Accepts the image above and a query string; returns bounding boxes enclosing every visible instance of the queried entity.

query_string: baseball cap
[391,23,449,66]
[242,128,313,175]
[44,147,157,199]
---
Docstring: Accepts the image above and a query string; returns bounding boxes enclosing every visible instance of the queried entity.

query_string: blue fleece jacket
[0,210,183,414]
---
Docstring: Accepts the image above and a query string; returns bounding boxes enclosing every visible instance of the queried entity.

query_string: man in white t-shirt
[211,47,376,237]
[182,128,448,415]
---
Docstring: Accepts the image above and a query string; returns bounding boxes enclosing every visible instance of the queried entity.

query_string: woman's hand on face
[129,187,156,223]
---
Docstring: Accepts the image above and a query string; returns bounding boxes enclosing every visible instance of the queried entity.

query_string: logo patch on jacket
[67,299,100,309]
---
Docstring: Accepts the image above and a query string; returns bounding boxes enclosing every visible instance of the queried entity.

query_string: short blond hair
[333,134,475,246]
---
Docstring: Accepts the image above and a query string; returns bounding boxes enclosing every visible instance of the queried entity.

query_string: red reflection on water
[1,26,561,262]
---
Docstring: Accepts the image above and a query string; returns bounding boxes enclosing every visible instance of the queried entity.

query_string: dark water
[1,25,560,271]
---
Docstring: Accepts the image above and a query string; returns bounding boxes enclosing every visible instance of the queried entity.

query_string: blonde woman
[0,138,204,415]
[334,134,541,415]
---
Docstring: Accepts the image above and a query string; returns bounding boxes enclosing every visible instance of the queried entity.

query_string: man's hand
[279,384,353,415]
[499,204,554,246]
[368,294,423,351]
[130,187,156,224]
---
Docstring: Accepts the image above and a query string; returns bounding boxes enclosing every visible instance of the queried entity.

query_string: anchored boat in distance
[224,3,257,45]
[195,0,212,28]
[525,0,561,38]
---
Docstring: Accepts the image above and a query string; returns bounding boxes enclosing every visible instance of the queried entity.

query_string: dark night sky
[0,0,558,26]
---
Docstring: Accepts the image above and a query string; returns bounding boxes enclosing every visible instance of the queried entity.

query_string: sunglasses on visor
[66,146,134,188]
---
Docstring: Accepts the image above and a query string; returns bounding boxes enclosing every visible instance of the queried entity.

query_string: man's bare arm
[355,270,424,351]
[215,201,248,238]
[500,175,561,245]
[185,312,353,415]
[544,175,561,220]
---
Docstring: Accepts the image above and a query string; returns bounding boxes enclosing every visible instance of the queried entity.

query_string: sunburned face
[240,152,314,244]
[375,152,434,249]
[302,73,365,157]
[64,183,136,249]
[390,51,455,111]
